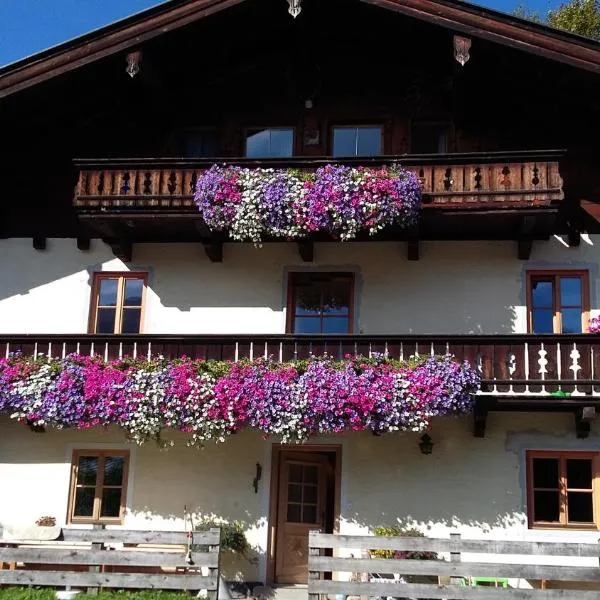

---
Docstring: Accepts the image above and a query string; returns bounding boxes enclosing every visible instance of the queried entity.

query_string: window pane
[288,484,302,502]
[183,130,218,157]
[567,459,592,490]
[323,280,351,315]
[295,286,322,316]
[73,488,95,517]
[96,308,116,334]
[98,279,119,306]
[356,127,382,156]
[287,503,302,522]
[246,130,270,157]
[532,309,554,334]
[302,504,317,524]
[269,129,294,157]
[560,277,582,306]
[303,484,317,503]
[294,317,322,333]
[562,308,582,334]
[77,456,99,486]
[532,458,559,489]
[124,279,143,306]
[532,280,553,308]
[289,464,303,483]
[567,492,594,523]
[332,128,357,157]
[322,318,350,334]
[121,308,141,334]
[533,490,560,522]
[104,456,125,486]
[304,465,318,485]
[100,488,122,518]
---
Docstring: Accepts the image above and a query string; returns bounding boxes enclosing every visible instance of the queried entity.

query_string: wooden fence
[308,531,600,599]
[0,527,221,596]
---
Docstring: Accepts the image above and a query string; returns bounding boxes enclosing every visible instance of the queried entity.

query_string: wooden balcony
[72,151,565,261]
[2,333,599,438]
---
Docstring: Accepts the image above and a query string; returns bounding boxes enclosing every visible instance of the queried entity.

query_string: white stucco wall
[0,235,599,335]
[1,414,600,585]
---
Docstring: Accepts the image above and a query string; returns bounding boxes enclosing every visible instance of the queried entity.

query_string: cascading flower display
[589,316,600,333]
[194,164,421,244]
[0,353,479,446]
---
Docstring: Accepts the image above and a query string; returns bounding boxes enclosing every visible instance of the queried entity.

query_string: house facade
[3,0,600,591]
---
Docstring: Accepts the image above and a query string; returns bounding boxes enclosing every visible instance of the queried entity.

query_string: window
[90,273,146,334]
[527,451,599,529]
[181,129,219,157]
[287,272,354,334]
[527,271,589,333]
[245,128,294,158]
[68,450,129,524]
[332,126,382,157]
[411,121,451,154]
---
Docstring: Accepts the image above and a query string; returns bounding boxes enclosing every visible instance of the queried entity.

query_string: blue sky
[0,0,559,68]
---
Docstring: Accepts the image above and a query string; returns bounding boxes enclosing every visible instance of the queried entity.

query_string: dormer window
[332,126,383,157]
[245,128,294,158]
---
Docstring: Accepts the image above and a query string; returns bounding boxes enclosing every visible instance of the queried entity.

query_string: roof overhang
[2,0,600,98]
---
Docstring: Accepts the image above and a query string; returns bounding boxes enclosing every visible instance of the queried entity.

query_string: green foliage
[0,592,202,600]
[513,3,544,22]
[548,0,600,38]
[371,526,438,561]
[193,520,250,555]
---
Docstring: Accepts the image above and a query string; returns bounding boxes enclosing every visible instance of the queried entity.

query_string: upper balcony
[73,150,564,262]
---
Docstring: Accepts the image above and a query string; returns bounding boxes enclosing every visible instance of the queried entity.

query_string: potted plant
[370,526,439,584]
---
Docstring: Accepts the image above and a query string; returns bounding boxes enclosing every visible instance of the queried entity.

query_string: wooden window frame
[526,270,590,334]
[67,450,130,525]
[286,272,355,334]
[526,450,600,530]
[330,124,385,157]
[88,272,147,334]
[244,126,297,158]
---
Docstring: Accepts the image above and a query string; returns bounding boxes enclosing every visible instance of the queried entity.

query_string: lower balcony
[2,333,600,439]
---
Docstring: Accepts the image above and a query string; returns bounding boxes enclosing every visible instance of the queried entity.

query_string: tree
[513,0,600,39]
[547,0,600,39]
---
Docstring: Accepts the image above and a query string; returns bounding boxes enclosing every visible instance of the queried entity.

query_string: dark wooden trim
[67,449,130,526]
[526,269,590,333]
[77,237,91,251]
[286,272,355,334]
[73,149,567,169]
[525,450,600,530]
[88,272,148,334]
[297,240,314,263]
[32,236,46,251]
[266,444,342,585]
[203,239,223,262]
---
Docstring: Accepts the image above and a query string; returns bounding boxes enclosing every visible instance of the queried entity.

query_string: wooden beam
[517,239,533,260]
[203,240,223,263]
[473,402,488,438]
[32,236,46,251]
[517,215,536,260]
[407,239,420,261]
[77,237,91,251]
[103,238,133,263]
[297,240,314,262]
[575,406,595,439]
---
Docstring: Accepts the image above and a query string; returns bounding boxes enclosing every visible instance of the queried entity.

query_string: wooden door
[275,451,328,584]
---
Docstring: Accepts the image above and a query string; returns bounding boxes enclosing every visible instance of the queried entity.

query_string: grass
[0,591,204,600]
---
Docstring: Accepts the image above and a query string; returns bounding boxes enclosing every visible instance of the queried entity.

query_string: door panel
[275,452,328,584]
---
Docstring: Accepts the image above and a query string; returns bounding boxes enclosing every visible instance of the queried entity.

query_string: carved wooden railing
[2,333,599,397]
[73,150,564,212]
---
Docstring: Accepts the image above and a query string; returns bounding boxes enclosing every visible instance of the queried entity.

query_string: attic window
[246,128,294,158]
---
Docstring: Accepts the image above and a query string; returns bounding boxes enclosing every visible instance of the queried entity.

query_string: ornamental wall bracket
[287,0,302,18]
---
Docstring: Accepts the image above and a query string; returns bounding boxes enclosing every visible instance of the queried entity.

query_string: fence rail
[0,527,221,596]
[308,531,600,599]
[73,150,564,212]
[3,333,600,397]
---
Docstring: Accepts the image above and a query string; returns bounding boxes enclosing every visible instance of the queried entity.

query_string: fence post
[207,527,221,600]
[87,523,105,595]
[450,533,462,587]
[308,530,320,600]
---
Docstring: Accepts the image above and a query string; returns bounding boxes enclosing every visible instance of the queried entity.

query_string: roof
[1,0,600,98]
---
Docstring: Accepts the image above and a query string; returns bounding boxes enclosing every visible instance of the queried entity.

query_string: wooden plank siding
[308,532,600,598]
